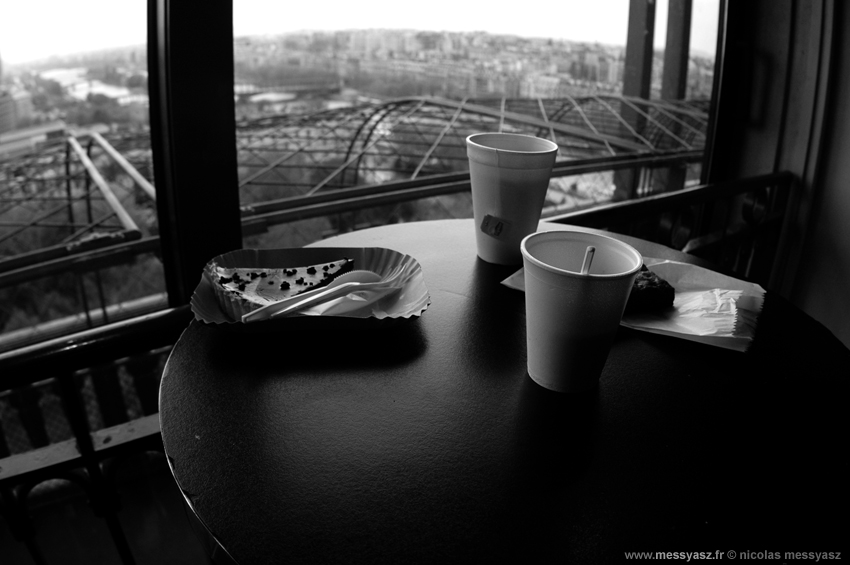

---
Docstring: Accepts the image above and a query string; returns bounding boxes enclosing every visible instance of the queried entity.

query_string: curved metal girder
[423,96,648,152]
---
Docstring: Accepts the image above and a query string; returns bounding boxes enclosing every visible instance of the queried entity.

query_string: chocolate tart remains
[208,258,354,316]
[625,264,675,314]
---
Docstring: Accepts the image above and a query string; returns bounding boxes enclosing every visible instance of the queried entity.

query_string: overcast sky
[1,0,719,65]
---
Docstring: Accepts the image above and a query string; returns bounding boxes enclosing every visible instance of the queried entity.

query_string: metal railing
[0,305,192,565]
[240,150,703,233]
[548,171,795,286]
[0,133,164,354]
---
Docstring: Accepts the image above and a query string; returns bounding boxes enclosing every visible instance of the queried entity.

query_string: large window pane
[233,0,719,250]
[0,1,163,351]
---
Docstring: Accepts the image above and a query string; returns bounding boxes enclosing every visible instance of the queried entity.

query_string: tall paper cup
[521,230,642,392]
[466,133,558,265]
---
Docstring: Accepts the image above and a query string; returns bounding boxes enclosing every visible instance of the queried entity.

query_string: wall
[791,2,850,348]
[705,1,849,348]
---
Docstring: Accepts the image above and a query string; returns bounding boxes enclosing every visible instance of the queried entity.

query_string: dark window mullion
[147,0,242,306]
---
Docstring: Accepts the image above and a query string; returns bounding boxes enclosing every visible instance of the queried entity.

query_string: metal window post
[147,0,242,306]
[658,0,693,194]
[616,0,657,201]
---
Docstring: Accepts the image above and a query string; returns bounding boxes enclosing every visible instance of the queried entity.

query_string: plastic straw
[580,246,596,275]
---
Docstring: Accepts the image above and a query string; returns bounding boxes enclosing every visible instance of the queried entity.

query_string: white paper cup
[466,133,558,265]
[521,230,642,392]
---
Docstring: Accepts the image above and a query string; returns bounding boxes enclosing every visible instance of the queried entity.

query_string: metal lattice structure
[0,95,709,351]
[0,131,157,262]
[0,130,163,352]
[235,95,709,205]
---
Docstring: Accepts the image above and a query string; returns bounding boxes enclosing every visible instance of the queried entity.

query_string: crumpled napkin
[673,288,742,336]
[501,258,765,352]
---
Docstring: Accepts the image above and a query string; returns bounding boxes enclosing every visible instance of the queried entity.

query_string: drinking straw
[580,246,596,275]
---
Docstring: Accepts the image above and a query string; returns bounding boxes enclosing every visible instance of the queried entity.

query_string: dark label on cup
[480,214,513,240]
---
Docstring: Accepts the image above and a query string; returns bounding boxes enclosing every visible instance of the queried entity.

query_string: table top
[160,219,849,564]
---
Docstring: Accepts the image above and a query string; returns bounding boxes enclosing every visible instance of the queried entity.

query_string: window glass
[0,1,162,352]
[233,0,719,249]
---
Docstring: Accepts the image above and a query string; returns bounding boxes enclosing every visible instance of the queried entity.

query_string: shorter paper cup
[521,230,642,392]
[466,133,558,265]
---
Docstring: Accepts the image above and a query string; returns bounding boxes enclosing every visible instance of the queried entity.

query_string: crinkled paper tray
[191,246,430,331]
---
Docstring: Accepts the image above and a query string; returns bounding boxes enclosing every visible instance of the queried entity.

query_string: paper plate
[190,247,430,331]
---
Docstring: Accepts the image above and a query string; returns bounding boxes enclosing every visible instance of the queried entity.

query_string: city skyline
[1,0,719,66]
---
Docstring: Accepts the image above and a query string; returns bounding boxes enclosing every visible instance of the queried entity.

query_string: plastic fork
[241,266,405,323]
[269,265,406,319]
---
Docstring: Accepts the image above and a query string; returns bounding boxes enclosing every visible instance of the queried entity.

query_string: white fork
[241,265,405,323]
[269,264,407,319]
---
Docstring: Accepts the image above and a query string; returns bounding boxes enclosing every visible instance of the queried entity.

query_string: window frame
[147,0,242,307]
[702,0,837,295]
[146,0,835,305]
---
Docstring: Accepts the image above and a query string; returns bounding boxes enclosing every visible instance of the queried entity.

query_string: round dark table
[160,219,849,564]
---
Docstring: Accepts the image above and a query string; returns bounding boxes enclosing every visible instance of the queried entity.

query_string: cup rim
[520,229,643,279]
[466,132,558,155]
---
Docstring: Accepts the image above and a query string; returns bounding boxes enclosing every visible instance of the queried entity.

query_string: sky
[0,0,719,66]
